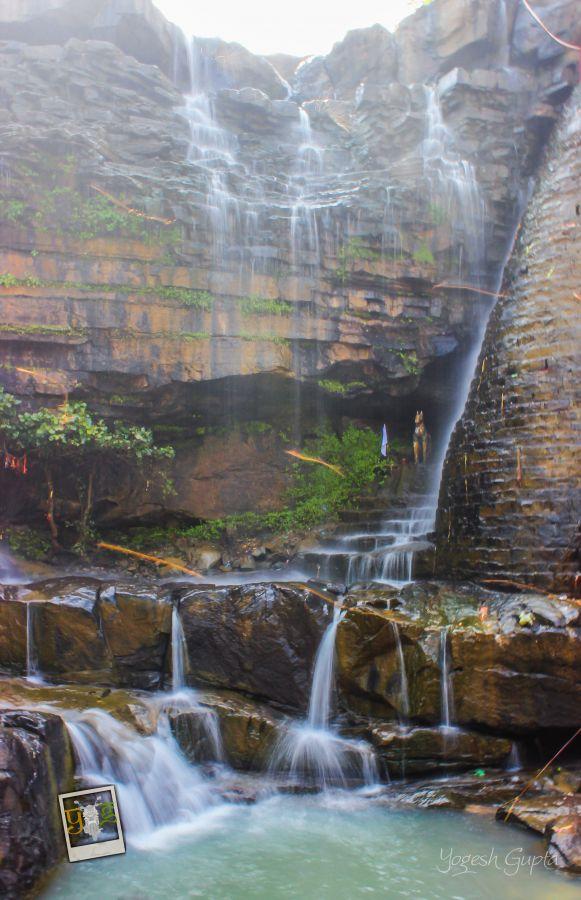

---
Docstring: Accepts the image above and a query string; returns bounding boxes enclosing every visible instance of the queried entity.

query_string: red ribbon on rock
[2,451,28,475]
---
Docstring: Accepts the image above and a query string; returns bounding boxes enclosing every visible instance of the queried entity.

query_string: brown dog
[413,410,430,464]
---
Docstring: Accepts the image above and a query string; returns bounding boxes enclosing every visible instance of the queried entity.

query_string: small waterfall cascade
[181,37,262,263]
[390,622,410,724]
[298,488,437,588]
[161,603,223,761]
[422,84,486,283]
[439,626,455,729]
[62,708,224,850]
[306,603,344,730]
[171,604,188,692]
[507,742,523,772]
[25,602,43,684]
[289,107,325,264]
[269,604,378,789]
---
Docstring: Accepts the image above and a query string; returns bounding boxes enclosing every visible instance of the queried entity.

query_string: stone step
[316,535,397,552]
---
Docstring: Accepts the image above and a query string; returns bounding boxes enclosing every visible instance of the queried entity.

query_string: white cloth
[380,424,389,457]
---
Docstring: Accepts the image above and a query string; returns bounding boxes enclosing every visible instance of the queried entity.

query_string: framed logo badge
[58,784,125,862]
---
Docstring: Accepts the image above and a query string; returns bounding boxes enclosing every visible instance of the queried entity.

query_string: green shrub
[412,242,435,265]
[6,527,51,561]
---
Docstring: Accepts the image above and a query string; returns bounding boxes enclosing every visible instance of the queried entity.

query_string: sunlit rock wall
[435,86,581,592]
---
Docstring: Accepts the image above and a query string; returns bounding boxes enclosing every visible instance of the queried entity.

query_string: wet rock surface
[0,709,74,898]
[172,690,281,771]
[367,724,512,777]
[178,583,331,710]
[0,0,577,523]
[0,577,172,689]
[436,86,581,593]
[335,583,581,730]
[1,578,579,735]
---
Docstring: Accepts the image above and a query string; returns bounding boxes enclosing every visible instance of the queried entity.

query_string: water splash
[0,545,23,584]
[164,603,223,761]
[62,708,226,850]
[270,605,378,789]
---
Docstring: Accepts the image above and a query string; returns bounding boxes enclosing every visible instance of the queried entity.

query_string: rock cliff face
[435,86,580,592]
[0,0,577,522]
[0,709,74,898]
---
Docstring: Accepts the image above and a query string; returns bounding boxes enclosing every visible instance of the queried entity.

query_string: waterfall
[269,604,378,789]
[507,742,523,772]
[171,604,188,692]
[391,622,410,723]
[164,604,223,761]
[62,708,227,850]
[439,627,455,729]
[181,37,256,263]
[289,107,325,265]
[26,602,43,683]
[422,85,486,283]
[307,604,344,729]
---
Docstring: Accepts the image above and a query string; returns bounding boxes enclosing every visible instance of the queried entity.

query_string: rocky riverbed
[1,575,579,893]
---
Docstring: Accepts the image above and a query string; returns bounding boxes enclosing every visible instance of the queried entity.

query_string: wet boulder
[0,578,173,689]
[336,586,581,732]
[546,815,581,874]
[0,591,27,675]
[368,724,512,778]
[97,582,172,689]
[25,578,112,684]
[171,690,280,771]
[450,627,581,732]
[0,709,74,898]
[497,792,581,834]
[335,606,439,720]
[178,583,332,710]
[0,677,156,734]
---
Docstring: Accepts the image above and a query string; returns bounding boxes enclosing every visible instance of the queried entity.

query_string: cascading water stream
[390,622,410,724]
[62,708,229,851]
[306,603,343,730]
[269,604,378,789]
[289,107,325,266]
[439,626,455,730]
[507,742,523,772]
[26,602,43,683]
[160,603,223,761]
[171,604,188,692]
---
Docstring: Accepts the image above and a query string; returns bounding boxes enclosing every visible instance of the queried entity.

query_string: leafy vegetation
[0,200,26,223]
[6,527,51,562]
[238,295,293,317]
[336,237,379,284]
[0,273,214,309]
[0,323,85,338]
[395,347,420,375]
[0,390,174,550]
[111,425,394,553]
[238,332,291,346]
[318,379,367,395]
[412,241,436,265]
